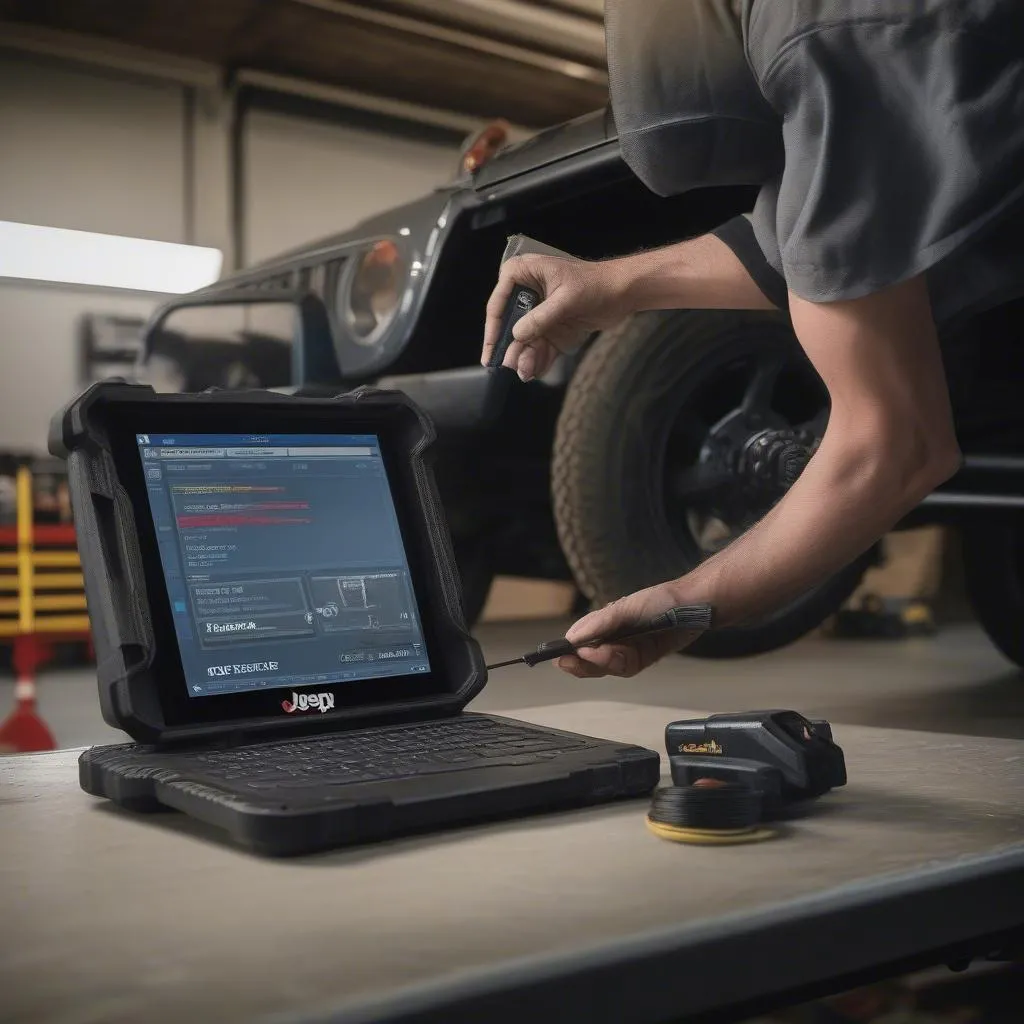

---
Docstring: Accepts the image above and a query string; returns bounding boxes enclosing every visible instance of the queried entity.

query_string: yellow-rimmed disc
[645,816,778,846]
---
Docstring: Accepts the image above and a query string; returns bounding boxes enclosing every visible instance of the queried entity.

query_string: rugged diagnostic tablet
[49,381,485,743]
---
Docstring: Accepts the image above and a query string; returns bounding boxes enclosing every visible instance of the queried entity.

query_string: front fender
[140,187,473,383]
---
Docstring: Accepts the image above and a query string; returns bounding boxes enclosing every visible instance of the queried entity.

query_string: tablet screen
[135,432,431,698]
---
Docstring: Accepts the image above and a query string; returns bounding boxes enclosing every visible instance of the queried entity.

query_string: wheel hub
[660,342,828,555]
[738,427,816,491]
[682,412,818,544]
[706,408,814,491]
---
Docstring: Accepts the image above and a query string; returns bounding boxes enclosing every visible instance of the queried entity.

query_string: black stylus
[485,604,714,671]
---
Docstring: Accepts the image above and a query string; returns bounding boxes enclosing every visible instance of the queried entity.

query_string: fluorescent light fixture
[0,220,223,293]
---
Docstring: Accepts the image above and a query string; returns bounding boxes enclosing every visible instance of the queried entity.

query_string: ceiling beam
[289,0,607,86]
[0,20,221,88]
[375,0,606,63]
[235,68,535,140]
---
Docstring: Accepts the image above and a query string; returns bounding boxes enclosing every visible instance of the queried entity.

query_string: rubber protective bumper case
[71,715,662,856]
[48,380,486,745]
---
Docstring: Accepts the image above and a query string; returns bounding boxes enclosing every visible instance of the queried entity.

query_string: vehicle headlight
[337,239,405,347]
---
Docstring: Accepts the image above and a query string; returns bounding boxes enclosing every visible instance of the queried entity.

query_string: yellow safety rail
[18,465,32,634]
[0,466,91,640]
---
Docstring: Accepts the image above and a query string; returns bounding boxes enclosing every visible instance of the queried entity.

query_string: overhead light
[0,220,223,294]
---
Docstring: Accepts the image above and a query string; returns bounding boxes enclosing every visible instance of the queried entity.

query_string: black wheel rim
[648,324,829,564]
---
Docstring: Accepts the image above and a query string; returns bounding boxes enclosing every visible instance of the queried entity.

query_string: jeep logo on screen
[281,691,335,714]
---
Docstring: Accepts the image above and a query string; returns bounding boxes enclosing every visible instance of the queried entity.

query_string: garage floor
[3,621,1021,750]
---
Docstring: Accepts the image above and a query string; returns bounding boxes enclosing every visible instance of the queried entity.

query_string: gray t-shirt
[605,0,1024,325]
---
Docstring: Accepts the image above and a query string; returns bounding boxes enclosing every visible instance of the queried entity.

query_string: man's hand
[481,253,631,381]
[481,233,779,381]
[556,583,706,678]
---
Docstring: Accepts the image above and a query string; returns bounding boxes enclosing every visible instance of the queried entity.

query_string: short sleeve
[605,0,783,198]
[749,11,1024,305]
[712,214,789,310]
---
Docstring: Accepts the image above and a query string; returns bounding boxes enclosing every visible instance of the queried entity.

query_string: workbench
[2,699,1023,1024]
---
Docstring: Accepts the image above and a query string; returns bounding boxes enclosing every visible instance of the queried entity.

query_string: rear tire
[552,310,875,659]
[962,515,1024,668]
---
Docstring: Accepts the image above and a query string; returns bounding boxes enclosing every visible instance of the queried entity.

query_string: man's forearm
[671,426,959,627]
[675,277,960,627]
[611,234,778,313]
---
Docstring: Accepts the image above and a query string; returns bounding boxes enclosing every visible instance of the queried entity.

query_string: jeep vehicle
[142,109,1024,666]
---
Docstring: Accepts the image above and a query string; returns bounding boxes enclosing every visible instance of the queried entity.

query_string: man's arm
[621,233,780,312]
[683,275,961,624]
[482,231,779,381]
[562,274,962,676]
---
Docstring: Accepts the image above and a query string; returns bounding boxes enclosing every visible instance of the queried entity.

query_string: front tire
[552,310,875,659]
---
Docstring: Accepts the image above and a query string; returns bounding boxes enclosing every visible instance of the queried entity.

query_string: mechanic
[480,0,1024,679]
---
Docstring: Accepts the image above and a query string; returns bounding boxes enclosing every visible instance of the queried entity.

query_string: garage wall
[0,54,188,240]
[0,53,188,452]
[242,109,457,265]
[0,52,463,453]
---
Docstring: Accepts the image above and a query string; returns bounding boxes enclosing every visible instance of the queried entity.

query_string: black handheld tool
[481,233,571,409]
[489,283,541,370]
[485,603,714,671]
[483,281,541,413]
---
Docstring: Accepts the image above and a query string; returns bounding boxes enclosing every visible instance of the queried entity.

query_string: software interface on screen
[136,432,431,697]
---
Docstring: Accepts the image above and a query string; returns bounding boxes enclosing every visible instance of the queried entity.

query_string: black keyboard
[187,716,587,790]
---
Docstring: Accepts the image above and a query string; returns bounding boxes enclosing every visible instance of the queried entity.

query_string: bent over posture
[481,0,1024,678]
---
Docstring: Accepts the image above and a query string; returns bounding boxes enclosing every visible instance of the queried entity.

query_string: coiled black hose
[648,782,763,831]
